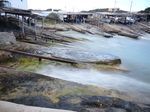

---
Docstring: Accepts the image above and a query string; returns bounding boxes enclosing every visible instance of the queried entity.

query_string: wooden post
[22,15,25,34]
[34,17,37,33]
[39,57,42,61]
[5,13,7,19]
[18,15,20,26]
[42,17,44,33]
[76,16,77,24]
[34,17,37,40]
[54,20,56,32]
[29,17,31,27]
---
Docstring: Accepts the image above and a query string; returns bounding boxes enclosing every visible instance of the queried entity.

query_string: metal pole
[129,1,133,13]
[114,0,116,13]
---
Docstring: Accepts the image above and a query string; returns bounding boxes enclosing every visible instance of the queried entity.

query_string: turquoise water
[37,31,150,95]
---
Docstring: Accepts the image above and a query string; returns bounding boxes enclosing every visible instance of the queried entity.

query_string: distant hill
[81,8,127,13]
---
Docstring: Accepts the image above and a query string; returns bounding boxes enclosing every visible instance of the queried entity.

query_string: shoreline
[0,67,150,111]
[0,19,150,111]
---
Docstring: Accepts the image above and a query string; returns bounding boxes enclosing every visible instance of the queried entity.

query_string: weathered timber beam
[0,49,78,64]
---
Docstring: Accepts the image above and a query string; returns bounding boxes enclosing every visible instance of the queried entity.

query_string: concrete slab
[0,101,75,112]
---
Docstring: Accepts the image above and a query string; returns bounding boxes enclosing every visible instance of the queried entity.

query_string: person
[27,17,30,26]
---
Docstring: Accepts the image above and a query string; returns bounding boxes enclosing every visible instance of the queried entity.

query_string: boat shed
[58,12,93,23]
[93,12,150,21]
[0,6,45,35]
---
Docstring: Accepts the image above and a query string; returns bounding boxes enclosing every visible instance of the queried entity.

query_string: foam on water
[36,31,150,95]
[37,65,150,94]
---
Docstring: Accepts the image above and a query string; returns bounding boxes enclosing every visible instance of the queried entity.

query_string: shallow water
[36,31,150,95]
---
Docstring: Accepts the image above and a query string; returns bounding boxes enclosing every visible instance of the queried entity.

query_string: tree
[53,9,61,12]
[139,7,150,13]
[46,13,62,21]
[46,8,52,11]
[28,9,33,11]
[88,8,109,12]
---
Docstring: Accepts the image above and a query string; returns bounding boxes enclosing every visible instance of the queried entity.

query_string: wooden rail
[0,48,78,64]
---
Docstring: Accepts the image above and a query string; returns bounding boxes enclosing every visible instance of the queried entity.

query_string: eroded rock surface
[38,46,121,65]
[0,67,150,112]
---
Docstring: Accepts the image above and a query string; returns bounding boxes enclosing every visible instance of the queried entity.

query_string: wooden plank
[0,49,78,64]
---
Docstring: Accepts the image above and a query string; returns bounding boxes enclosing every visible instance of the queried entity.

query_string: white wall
[7,0,28,10]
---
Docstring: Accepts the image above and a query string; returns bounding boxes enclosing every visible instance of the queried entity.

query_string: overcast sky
[27,0,149,12]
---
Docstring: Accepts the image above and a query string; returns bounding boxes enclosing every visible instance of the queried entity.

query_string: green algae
[3,58,47,72]
[2,57,68,72]
[74,63,129,73]
[57,89,81,96]
[16,58,44,71]
[57,87,99,97]
[51,98,60,103]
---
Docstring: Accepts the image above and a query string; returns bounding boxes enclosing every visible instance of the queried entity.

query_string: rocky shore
[0,18,150,112]
[40,21,150,38]
[0,67,150,112]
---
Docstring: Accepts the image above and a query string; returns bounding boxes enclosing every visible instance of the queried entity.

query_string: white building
[108,8,120,12]
[7,0,28,10]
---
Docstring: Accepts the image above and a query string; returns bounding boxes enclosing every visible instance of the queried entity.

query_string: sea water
[36,31,150,95]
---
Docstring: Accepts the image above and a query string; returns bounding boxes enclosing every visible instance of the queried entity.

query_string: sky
[27,0,150,12]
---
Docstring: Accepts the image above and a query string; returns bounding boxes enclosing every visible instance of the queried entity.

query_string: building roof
[0,7,44,18]
[58,12,93,16]
[95,12,150,16]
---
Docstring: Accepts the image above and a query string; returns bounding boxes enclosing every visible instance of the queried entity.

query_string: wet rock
[80,108,127,112]
[8,95,54,108]
[118,31,139,39]
[101,24,120,33]
[35,85,47,92]
[1,66,149,104]
[6,95,150,112]
[101,23,142,39]
[0,67,150,112]
[0,51,13,63]
[58,95,150,112]
[40,47,121,65]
